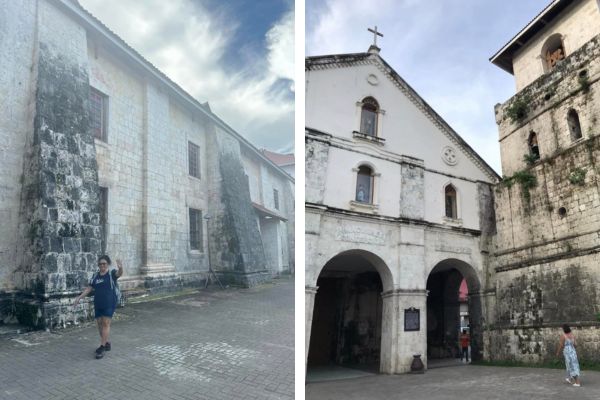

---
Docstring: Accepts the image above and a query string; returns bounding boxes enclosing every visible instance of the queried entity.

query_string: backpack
[91,269,123,308]
[108,269,123,307]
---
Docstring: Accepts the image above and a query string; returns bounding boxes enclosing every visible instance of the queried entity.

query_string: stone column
[305,285,318,368]
[468,291,486,361]
[14,0,101,328]
[381,289,428,374]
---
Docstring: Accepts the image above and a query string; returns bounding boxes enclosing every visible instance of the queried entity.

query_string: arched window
[445,185,457,219]
[356,165,373,203]
[528,131,540,160]
[360,97,379,136]
[542,34,565,72]
[567,109,582,141]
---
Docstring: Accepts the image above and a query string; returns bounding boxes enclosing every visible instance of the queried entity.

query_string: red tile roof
[260,149,294,166]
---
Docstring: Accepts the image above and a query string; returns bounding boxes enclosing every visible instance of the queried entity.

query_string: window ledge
[442,216,463,227]
[352,131,385,145]
[349,200,379,213]
[188,174,202,182]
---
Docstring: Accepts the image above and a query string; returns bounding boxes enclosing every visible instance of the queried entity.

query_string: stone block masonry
[208,129,270,287]
[488,32,600,364]
[13,40,101,328]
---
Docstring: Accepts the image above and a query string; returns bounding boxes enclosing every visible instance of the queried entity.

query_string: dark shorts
[95,307,115,319]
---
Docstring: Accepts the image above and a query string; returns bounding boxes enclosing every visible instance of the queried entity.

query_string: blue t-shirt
[89,269,118,310]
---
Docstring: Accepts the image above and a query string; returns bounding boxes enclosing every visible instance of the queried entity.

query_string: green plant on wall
[502,170,537,203]
[568,167,587,185]
[578,74,590,93]
[506,96,530,123]
[523,153,538,166]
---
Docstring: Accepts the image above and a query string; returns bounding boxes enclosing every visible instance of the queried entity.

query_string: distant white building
[305,44,499,373]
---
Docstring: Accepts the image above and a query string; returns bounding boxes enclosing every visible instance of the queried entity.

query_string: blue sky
[306,0,550,174]
[80,0,294,153]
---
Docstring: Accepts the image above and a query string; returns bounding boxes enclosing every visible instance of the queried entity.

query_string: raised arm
[115,259,124,278]
[73,286,92,307]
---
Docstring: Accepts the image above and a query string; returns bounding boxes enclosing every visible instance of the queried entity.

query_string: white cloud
[79,0,294,152]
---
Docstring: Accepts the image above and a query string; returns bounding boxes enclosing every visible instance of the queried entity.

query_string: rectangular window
[273,188,279,210]
[188,141,200,178]
[99,187,108,253]
[189,208,203,251]
[90,88,108,142]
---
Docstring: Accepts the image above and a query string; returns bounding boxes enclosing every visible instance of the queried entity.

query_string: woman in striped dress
[556,324,581,387]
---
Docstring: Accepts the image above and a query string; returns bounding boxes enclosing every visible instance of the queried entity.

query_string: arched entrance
[307,250,391,372]
[426,259,482,362]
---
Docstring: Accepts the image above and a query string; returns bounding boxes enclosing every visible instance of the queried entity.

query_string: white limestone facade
[305,48,499,374]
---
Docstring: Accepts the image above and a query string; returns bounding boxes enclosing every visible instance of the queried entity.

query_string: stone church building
[305,0,600,374]
[305,45,500,373]
[0,0,294,329]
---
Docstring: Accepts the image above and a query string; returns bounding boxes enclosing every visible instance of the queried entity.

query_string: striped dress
[563,335,581,378]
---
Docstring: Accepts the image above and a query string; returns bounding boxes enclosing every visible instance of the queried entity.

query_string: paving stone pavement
[0,278,294,400]
[306,364,600,399]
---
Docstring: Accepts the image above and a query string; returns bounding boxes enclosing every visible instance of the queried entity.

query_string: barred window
[273,189,279,210]
[189,208,203,251]
[90,88,108,142]
[188,141,200,178]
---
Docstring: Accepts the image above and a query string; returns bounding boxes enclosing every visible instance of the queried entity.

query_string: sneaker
[104,342,111,351]
[573,383,581,387]
[95,345,105,359]
[565,378,573,384]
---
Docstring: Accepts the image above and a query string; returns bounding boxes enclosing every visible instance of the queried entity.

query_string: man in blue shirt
[74,255,123,359]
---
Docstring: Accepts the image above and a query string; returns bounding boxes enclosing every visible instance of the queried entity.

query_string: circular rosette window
[442,146,458,166]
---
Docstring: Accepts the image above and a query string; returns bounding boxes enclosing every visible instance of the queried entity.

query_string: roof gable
[306,52,500,182]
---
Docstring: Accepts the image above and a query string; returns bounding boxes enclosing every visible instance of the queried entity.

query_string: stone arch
[541,33,566,72]
[426,258,483,362]
[528,131,540,160]
[311,248,394,291]
[307,249,393,371]
[567,109,582,141]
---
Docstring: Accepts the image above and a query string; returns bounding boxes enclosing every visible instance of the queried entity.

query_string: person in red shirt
[459,329,470,362]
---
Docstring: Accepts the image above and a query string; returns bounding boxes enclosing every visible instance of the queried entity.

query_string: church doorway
[426,259,482,363]
[307,250,390,373]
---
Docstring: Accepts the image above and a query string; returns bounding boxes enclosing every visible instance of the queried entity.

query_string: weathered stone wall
[88,40,146,275]
[207,127,269,287]
[11,0,101,328]
[488,28,600,364]
[305,133,330,204]
[0,1,37,297]
[496,34,600,177]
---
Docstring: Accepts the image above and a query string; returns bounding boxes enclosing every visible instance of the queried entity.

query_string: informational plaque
[404,307,420,331]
